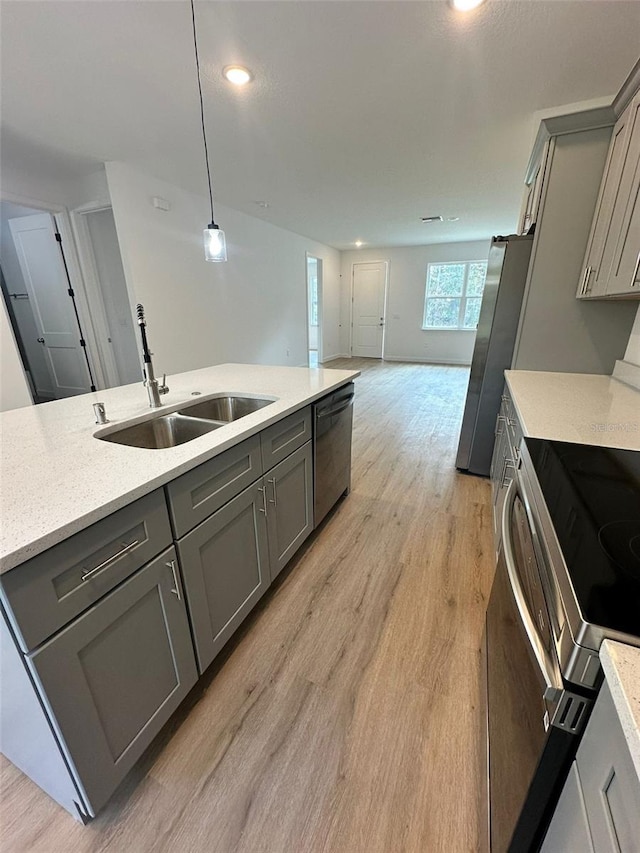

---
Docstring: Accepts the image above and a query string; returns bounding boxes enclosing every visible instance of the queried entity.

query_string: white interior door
[9,214,92,398]
[352,261,387,358]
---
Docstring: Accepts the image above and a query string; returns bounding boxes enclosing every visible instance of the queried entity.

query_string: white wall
[340,240,490,364]
[0,299,32,411]
[105,162,341,374]
[623,306,640,367]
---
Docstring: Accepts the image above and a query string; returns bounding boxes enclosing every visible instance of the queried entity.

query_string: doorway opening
[306,254,322,367]
[0,199,98,403]
[72,206,140,387]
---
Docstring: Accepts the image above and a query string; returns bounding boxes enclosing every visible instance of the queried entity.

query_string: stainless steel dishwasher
[313,382,355,526]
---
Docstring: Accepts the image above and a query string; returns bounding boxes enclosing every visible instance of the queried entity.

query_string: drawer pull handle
[81,540,139,581]
[631,251,640,288]
[166,559,181,601]
[258,486,267,514]
[267,477,277,507]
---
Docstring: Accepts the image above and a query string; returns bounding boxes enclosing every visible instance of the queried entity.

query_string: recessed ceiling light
[223,65,253,85]
[449,0,486,11]
[355,240,364,247]
[447,216,460,222]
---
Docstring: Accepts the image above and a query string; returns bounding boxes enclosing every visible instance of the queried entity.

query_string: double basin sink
[98,396,274,449]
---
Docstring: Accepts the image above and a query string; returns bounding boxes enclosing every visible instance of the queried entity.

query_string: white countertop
[600,640,640,782]
[0,363,358,574]
[505,370,640,450]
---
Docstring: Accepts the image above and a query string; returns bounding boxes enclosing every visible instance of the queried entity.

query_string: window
[422,261,487,330]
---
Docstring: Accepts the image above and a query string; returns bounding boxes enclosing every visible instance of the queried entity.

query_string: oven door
[486,478,584,852]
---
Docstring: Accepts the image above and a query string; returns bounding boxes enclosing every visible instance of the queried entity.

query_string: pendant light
[190,0,227,262]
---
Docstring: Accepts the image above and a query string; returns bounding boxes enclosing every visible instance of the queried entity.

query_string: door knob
[37,337,45,344]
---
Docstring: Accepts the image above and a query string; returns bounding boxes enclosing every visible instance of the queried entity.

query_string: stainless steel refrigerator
[455,234,534,476]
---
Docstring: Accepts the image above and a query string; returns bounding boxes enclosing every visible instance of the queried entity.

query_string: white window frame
[422,260,487,331]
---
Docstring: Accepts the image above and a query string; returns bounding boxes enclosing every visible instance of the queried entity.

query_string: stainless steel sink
[178,395,273,423]
[98,414,222,449]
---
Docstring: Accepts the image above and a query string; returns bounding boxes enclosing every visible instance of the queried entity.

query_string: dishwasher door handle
[316,394,354,420]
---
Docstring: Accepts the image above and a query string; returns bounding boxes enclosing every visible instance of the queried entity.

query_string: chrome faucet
[136,304,169,408]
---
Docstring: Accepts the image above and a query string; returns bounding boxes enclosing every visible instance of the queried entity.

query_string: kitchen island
[0,363,358,571]
[0,363,359,822]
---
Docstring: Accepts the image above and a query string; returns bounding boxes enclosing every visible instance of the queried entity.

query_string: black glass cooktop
[525,438,640,637]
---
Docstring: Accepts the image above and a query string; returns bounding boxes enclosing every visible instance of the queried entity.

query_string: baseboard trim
[320,353,350,363]
[383,355,472,367]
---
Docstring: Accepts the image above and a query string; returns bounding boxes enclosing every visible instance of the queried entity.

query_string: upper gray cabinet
[578,91,640,300]
[519,140,551,235]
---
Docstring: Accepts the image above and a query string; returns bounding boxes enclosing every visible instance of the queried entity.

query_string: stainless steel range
[485,437,640,852]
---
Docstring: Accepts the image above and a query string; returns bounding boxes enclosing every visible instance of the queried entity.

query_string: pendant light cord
[190,0,216,227]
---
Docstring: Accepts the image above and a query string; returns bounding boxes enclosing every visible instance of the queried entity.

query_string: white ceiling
[1,1,639,250]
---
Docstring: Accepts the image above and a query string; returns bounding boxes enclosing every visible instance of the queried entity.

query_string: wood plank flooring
[0,358,494,853]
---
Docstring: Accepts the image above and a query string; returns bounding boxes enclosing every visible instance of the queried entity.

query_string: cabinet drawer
[260,407,311,471]
[166,435,262,538]
[27,546,197,815]
[0,489,172,653]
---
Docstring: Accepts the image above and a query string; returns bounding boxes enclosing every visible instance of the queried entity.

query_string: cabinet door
[177,480,270,674]
[577,106,633,298]
[27,547,197,815]
[541,762,595,853]
[576,682,640,853]
[266,441,314,581]
[606,95,640,297]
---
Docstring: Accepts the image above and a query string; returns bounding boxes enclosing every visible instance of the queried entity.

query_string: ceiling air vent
[421,215,443,223]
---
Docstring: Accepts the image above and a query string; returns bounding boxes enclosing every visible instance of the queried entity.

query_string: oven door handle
[501,478,560,696]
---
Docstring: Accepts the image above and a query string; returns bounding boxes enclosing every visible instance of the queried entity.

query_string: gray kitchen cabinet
[519,138,551,235]
[0,488,172,653]
[260,406,311,470]
[166,434,262,538]
[578,91,640,300]
[575,682,640,853]
[541,762,595,853]
[26,546,197,816]
[177,440,314,673]
[265,440,313,581]
[177,479,271,674]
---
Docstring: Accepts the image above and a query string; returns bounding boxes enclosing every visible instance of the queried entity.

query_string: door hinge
[79,339,86,347]
[55,232,62,243]
[67,288,75,297]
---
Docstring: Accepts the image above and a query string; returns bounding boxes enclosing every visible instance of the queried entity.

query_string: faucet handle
[159,374,169,395]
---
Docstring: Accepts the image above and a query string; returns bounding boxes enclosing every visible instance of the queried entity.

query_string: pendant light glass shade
[203,224,227,262]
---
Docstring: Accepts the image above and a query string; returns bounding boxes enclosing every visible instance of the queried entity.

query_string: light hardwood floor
[1,358,494,853]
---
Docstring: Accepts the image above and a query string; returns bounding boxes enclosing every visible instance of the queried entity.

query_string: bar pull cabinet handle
[166,559,181,600]
[631,252,640,288]
[579,265,592,296]
[258,486,267,514]
[267,477,277,506]
[81,540,139,581]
